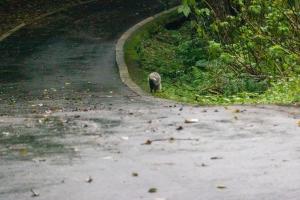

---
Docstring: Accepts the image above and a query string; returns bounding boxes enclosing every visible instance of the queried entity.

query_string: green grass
[158,75,300,105]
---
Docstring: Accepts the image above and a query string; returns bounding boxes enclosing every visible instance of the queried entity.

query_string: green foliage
[180,0,300,78]
[178,4,191,17]
[127,0,300,105]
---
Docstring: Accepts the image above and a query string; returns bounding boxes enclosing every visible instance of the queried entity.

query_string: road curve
[0,1,300,200]
[0,0,169,115]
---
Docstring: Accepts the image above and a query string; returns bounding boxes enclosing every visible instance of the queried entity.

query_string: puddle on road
[0,128,67,160]
[0,116,71,160]
[0,116,122,160]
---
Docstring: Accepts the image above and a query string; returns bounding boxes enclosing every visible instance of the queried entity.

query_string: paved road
[0,0,168,115]
[0,1,300,200]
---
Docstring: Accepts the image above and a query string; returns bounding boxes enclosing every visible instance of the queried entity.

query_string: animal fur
[148,72,162,93]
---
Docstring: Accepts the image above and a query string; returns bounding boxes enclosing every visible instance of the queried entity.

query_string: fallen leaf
[102,156,113,160]
[19,148,28,156]
[86,176,93,183]
[132,172,139,177]
[201,163,208,167]
[233,109,240,113]
[2,131,10,136]
[210,156,223,160]
[185,118,199,123]
[121,136,129,140]
[216,185,227,189]
[30,189,39,197]
[144,140,152,145]
[45,110,52,114]
[148,188,157,193]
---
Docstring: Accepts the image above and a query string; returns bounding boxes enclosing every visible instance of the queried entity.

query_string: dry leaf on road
[185,119,199,123]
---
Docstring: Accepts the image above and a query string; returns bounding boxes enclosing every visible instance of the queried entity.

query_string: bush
[133,0,299,105]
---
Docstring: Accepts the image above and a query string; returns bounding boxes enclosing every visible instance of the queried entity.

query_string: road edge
[115,7,179,99]
[0,0,97,42]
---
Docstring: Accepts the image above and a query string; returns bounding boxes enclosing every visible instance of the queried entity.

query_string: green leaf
[178,5,191,17]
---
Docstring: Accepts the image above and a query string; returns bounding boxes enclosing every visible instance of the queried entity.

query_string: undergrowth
[135,16,300,105]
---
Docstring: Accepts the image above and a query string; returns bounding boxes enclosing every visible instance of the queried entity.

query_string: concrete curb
[0,23,26,42]
[0,0,97,43]
[116,7,179,99]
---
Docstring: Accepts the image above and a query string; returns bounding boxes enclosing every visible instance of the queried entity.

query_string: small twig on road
[30,189,39,197]
[142,137,199,145]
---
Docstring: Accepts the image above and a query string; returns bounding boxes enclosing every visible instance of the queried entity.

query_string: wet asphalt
[0,0,168,115]
[0,1,300,200]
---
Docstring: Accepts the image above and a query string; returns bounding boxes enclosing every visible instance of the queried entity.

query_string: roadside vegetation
[131,0,300,105]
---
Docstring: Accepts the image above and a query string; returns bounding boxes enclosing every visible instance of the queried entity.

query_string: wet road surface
[1,1,300,199]
[0,0,167,115]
